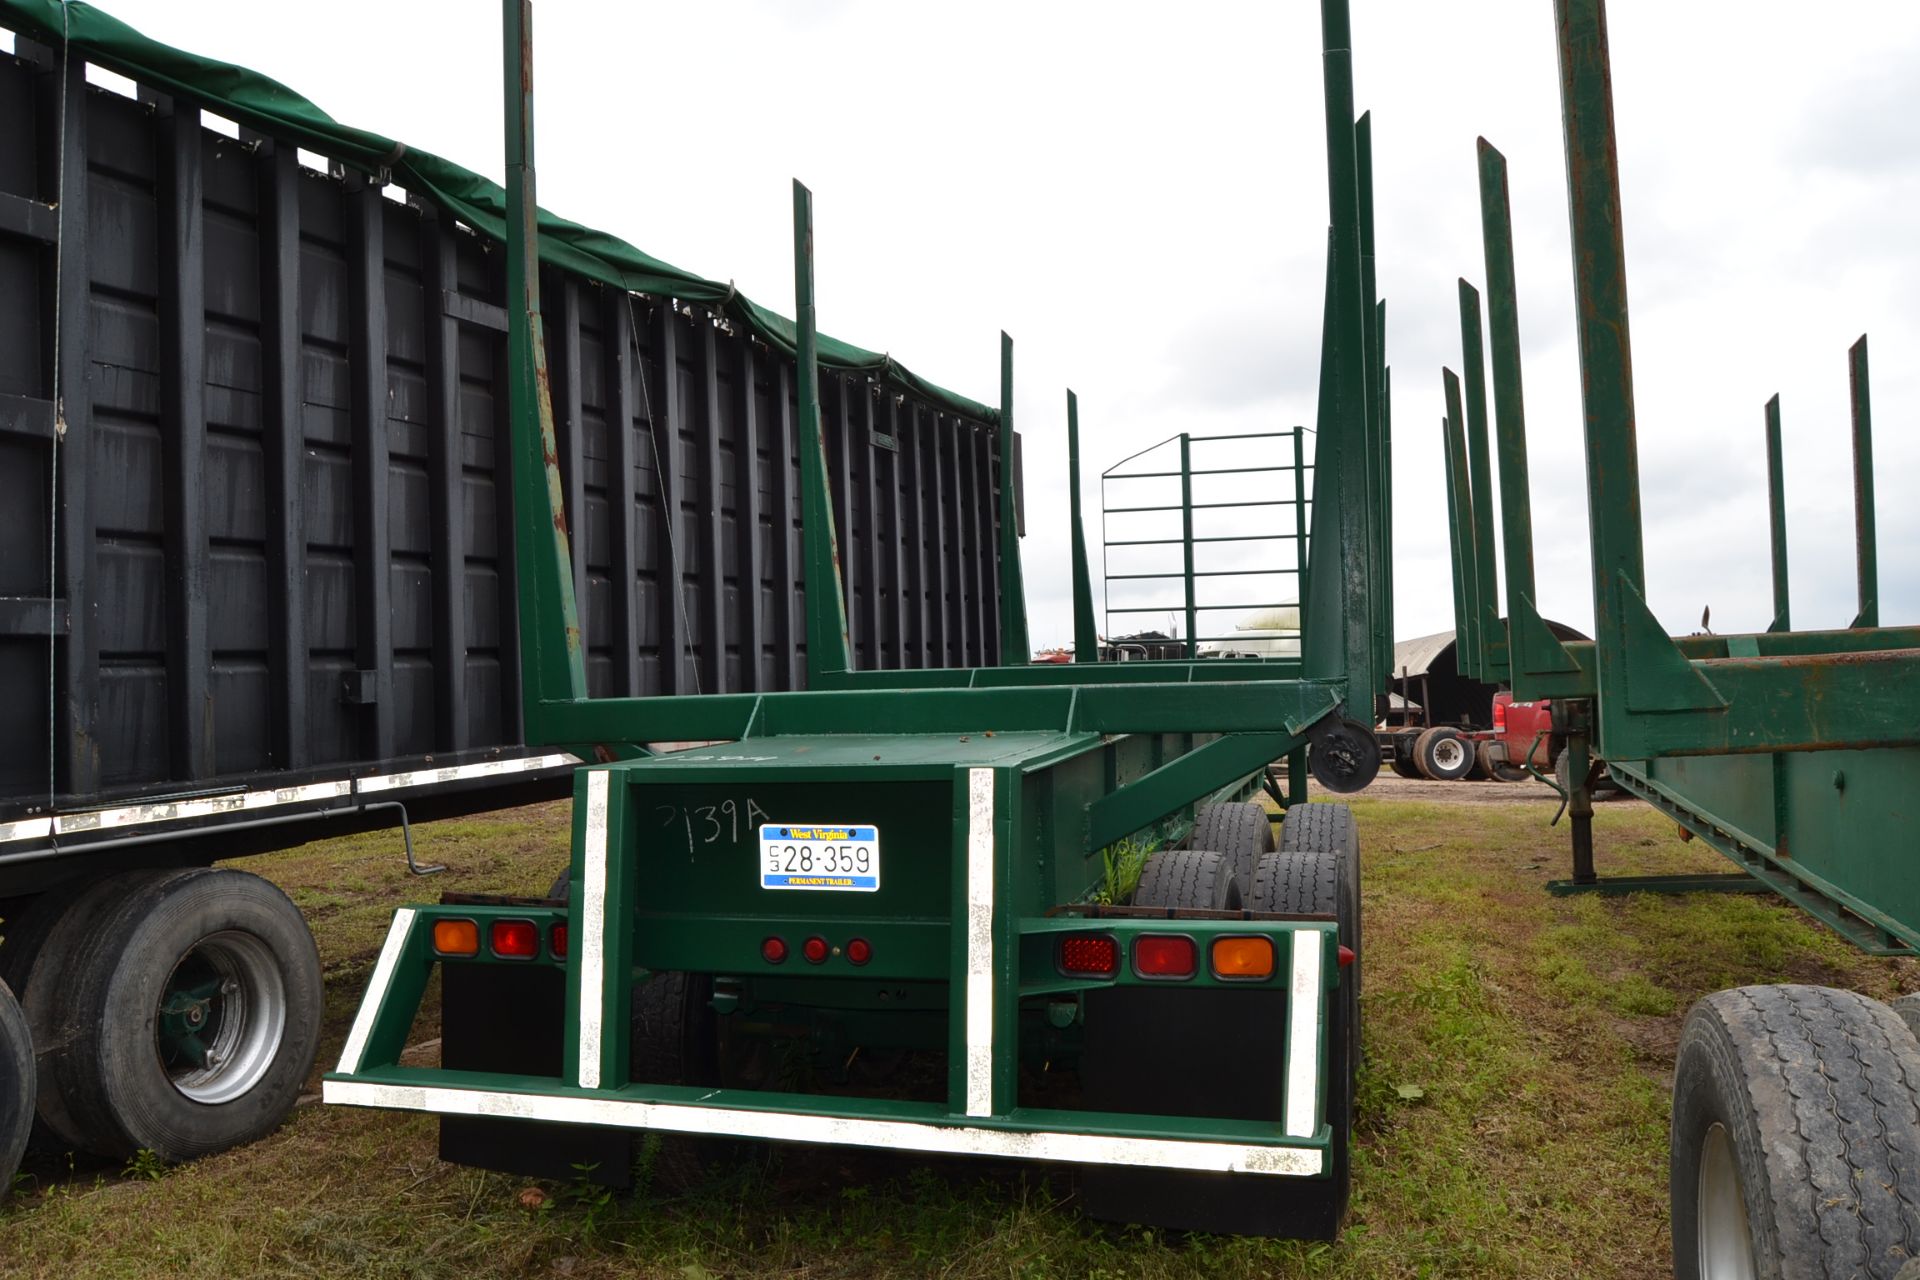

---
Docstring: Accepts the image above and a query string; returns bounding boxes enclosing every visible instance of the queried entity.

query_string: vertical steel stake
[793,181,854,679]
[1847,336,1877,629]
[1066,390,1099,664]
[1763,395,1791,633]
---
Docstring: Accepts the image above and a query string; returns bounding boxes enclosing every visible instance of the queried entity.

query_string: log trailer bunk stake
[323,0,1394,1239]
[1439,2,1920,1275]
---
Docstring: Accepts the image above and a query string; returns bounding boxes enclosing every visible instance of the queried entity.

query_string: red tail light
[846,937,872,966]
[1058,935,1118,977]
[1493,697,1508,730]
[761,936,788,964]
[802,936,830,964]
[1134,934,1197,979]
[490,919,539,959]
[550,923,568,958]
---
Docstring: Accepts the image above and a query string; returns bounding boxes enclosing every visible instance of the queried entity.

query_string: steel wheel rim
[1697,1122,1756,1280]
[156,931,287,1105]
[1431,736,1467,773]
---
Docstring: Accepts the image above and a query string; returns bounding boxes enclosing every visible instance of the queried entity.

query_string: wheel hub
[155,932,288,1105]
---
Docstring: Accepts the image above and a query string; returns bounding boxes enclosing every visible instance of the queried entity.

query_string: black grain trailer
[0,1,1014,1190]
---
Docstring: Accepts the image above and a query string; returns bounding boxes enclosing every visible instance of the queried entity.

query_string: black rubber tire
[1413,726,1474,781]
[43,867,323,1162]
[19,869,172,1153]
[629,970,721,1188]
[1892,993,1920,1045]
[1475,740,1529,784]
[0,881,89,994]
[1670,985,1920,1280]
[1188,802,1276,900]
[1250,803,1361,1240]
[1131,849,1240,911]
[0,979,32,1201]
[1387,755,1423,780]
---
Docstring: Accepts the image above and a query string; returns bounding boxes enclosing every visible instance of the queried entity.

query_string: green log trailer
[323,0,1394,1240]
[1439,3,1920,1275]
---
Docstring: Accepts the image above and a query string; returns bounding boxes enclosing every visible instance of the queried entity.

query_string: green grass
[1,793,1913,1279]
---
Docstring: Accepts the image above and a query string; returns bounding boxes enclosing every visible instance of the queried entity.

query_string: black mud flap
[1078,986,1340,1238]
[438,961,632,1189]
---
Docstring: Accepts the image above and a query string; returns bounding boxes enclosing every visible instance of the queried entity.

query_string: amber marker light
[1211,935,1277,980]
[432,918,480,956]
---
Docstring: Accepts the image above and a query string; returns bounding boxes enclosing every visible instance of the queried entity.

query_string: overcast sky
[71,1,1920,652]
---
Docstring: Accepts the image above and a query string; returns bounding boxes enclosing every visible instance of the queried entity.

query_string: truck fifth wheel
[323,0,1395,1240]
[1437,3,1920,1276]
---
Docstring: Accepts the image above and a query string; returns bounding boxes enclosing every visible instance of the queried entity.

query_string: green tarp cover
[1,0,998,424]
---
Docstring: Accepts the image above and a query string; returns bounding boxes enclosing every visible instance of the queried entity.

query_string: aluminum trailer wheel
[1670,985,1920,1280]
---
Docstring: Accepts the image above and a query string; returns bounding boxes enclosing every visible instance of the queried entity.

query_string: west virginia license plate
[758,824,880,892]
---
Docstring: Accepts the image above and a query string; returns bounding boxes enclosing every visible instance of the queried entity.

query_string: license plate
[759,824,880,892]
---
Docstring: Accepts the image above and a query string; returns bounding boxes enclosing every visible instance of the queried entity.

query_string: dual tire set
[1081,800,1361,1239]
[1387,725,1526,783]
[0,867,322,1196]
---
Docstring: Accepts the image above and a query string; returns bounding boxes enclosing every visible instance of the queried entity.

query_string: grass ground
[2,786,1913,1279]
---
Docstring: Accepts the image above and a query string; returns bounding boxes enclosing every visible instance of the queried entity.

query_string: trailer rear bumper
[321,1075,1326,1176]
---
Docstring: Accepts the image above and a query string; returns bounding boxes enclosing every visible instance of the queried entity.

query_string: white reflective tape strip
[0,817,53,842]
[321,1079,1323,1177]
[0,753,581,846]
[1283,930,1324,1138]
[336,908,417,1075]
[354,753,577,795]
[964,767,996,1118]
[575,770,611,1090]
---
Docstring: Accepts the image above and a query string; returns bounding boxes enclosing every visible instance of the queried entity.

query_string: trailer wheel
[1188,802,1275,899]
[1670,985,1920,1280]
[0,979,32,1201]
[1412,726,1474,781]
[1474,740,1529,783]
[42,868,322,1162]
[18,870,173,1152]
[1131,849,1240,910]
[1387,755,1423,780]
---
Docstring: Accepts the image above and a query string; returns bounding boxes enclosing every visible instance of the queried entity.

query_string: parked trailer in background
[325,0,1395,1243]
[0,0,1014,1194]
[1441,2,1920,1274]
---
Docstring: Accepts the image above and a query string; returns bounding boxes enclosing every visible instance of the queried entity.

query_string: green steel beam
[1847,336,1877,630]
[1085,732,1298,853]
[1180,434,1198,658]
[1553,0,1653,756]
[794,181,855,681]
[503,0,586,733]
[1764,394,1791,633]
[998,333,1031,663]
[1441,371,1479,676]
[1458,280,1507,683]
[1066,390,1100,664]
[1474,139,1584,699]
[1303,0,1377,721]
[1357,113,1390,702]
